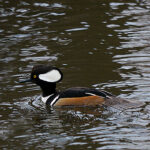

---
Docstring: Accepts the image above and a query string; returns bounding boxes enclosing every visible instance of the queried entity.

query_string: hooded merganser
[20,65,143,108]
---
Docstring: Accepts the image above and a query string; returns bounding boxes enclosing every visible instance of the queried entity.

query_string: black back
[59,87,113,99]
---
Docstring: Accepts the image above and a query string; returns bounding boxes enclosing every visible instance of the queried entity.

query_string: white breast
[41,94,59,106]
[41,94,54,103]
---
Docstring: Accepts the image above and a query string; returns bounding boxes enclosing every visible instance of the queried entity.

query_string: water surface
[0,0,150,149]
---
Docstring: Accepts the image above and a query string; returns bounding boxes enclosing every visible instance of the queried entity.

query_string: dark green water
[1,0,150,149]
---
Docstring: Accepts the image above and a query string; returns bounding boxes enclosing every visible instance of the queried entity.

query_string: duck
[20,65,143,109]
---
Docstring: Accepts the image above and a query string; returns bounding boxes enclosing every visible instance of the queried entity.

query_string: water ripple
[0,0,150,150]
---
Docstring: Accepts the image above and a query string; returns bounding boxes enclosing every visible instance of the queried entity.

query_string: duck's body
[20,65,143,109]
[42,87,110,106]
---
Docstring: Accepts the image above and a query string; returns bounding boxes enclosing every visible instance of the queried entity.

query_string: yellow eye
[33,75,37,79]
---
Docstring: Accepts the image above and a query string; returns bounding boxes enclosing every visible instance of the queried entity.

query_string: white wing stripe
[85,92,97,96]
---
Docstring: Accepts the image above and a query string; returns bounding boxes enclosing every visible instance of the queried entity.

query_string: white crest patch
[39,69,61,82]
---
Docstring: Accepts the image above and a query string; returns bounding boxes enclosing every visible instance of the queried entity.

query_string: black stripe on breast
[46,93,59,105]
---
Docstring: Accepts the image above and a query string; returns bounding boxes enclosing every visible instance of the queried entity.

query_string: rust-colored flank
[54,96,105,106]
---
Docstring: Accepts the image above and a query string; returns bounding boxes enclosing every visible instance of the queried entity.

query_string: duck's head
[20,65,63,96]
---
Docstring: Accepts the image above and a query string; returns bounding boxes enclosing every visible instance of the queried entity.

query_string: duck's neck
[40,83,57,97]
